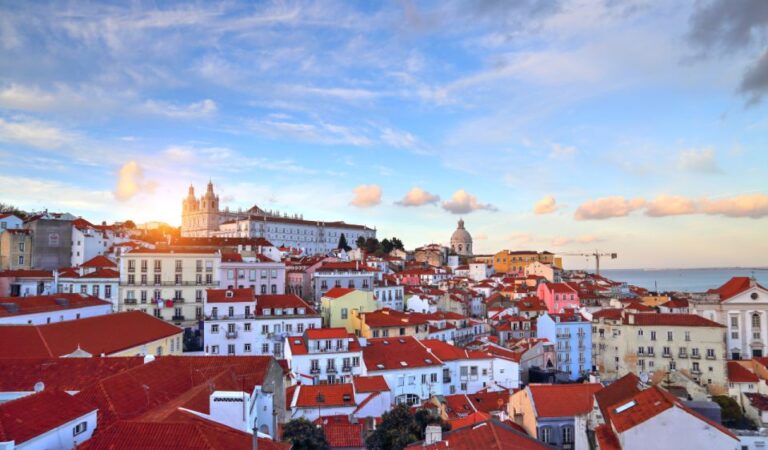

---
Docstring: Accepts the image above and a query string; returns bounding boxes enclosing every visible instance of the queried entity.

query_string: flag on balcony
[165,299,174,308]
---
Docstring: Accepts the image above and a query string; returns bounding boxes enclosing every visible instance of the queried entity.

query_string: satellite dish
[34,381,45,393]
[639,372,649,384]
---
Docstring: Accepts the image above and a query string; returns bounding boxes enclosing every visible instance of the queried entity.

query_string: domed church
[450,219,473,256]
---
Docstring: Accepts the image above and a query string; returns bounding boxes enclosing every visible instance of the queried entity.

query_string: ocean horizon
[600,268,768,293]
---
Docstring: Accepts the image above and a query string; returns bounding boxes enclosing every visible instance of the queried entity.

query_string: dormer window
[263,308,271,315]
[275,309,282,316]
[298,308,306,314]
[225,290,234,298]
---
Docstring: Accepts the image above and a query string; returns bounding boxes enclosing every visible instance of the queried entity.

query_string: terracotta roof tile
[728,361,760,383]
[206,287,255,303]
[623,313,724,328]
[0,390,96,445]
[708,276,765,301]
[0,293,110,317]
[313,415,364,448]
[363,336,442,371]
[294,383,356,408]
[322,287,356,299]
[405,420,548,450]
[528,384,603,418]
[80,255,117,268]
[353,375,390,393]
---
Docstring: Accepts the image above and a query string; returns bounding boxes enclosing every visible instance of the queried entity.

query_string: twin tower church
[180,181,472,256]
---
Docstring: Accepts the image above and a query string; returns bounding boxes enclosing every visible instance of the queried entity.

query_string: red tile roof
[322,287,356,299]
[313,415,364,448]
[405,420,548,450]
[81,412,289,450]
[623,313,724,328]
[0,269,53,278]
[0,390,96,445]
[544,283,577,294]
[255,294,317,315]
[353,375,390,393]
[0,357,143,392]
[708,276,765,301]
[0,311,182,358]
[294,383,356,408]
[306,327,350,339]
[728,361,759,383]
[362,308,429,328]
[0,293,111,317]
[363,336,442,371]
[746,393,768,411]
[449,411,492,430]
[594,424,621,450]
[606,386,737,440]
[79,268,120,279]
[592,308,623,321]
[594,373,642,420]
[528,383,603,418]
[420,339,492,361]
[220,252,243,262]
[80,255,117,268]
[206,287,255,303]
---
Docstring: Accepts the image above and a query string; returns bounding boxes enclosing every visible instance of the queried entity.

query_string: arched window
[753,313,761,328]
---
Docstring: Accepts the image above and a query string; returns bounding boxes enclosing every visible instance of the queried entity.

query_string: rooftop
[0,293,111,317]
[0,390,97,445]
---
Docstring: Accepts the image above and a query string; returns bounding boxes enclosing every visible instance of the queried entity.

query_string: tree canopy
[282,418,330,450]
[365,405,449,450]
[337,233,351,251]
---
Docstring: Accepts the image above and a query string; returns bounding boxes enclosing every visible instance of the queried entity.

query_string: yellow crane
[560,250,617,276]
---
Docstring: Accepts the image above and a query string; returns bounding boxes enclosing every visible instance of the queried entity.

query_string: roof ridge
[35,327,53,357]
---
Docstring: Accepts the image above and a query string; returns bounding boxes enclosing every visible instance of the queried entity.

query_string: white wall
[16,409,97,450]
[0,304,112,325]
[619,406,738,450]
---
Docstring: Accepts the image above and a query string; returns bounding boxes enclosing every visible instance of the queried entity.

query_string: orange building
[493,250,555,274]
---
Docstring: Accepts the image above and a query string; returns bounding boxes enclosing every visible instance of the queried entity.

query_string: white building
[285,327,364,385]
[0,213,22,233]
[181,182,376,255]
[56,255,119,309]
[362,336,443,405]
[373,281,404,311]
[0,293,112,325]
[219,253,285,295]
[312,261,375,303]
[70,219,128,267]
[203,289,321,358]
[692,276,768,360]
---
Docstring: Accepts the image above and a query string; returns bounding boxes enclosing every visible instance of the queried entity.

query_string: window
[539,427,551,443]
[430,373,437,383]
[562,426,573,444]
[73,421,88,436]
[17,255,23,265]
[707,348,716,359]
[244,323,251,331]
[650,331,656,341]
[341,308,348,320]
[105,285,112,298]
[262,324,269,335]
[262,343,269,354]
[753,314,761,328]
[667,331,673,341]
[298,323,304,333]
[211,345,219,354]
[244,343,251,352]
[211,324,219,333]
[684,331,691,341]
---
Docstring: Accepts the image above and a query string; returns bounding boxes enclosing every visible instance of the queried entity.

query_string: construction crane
[559,250,617,276]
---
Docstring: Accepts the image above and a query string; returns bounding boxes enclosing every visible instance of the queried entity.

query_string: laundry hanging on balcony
[165,299,174,308]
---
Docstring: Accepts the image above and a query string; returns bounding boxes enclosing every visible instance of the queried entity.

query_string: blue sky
[1,0,767,269]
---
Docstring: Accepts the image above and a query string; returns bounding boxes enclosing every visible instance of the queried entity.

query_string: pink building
[537,282,579,313]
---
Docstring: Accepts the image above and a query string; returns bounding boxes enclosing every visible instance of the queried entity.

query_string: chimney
[425,425,442,445]
[628,314,635,325]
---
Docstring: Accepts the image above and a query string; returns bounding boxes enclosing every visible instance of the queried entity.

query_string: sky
[0,0,767,269]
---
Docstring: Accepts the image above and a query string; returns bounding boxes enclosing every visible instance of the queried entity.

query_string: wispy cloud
[534,195,559,214]
[0,116,76,149]
[677,148,723,174]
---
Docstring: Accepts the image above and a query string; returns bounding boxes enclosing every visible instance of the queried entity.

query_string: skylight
[615,400,637,414]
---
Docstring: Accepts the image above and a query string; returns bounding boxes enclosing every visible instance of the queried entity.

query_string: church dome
[450,219,473,256]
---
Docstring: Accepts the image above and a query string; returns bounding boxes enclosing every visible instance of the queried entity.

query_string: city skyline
[1,0,767,269]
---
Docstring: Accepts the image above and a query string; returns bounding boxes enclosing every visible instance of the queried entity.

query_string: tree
[366,405,448,450]
[337,233,351,251]
[282,418,330,450]
[364,237,379,254]
[390,237,404,251]
[380,238,393,254]
[0,203,27,219]
[123,220,136,229]
[356,236,366,249]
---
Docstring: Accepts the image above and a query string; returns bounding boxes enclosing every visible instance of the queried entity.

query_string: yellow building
[320,287,377,331]
[349,308,429,339]
[0,229,33,270]
[493,250,555,274]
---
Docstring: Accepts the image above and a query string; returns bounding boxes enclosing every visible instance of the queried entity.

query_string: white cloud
[114,161,157,201]
[442,190,497,214]
[551,234,604,247]
[396,187,440,207]
[644,195,697,217]
[534,195,558,214]
[699,194,768,219]
[350,184,382,208]
[380,128,429,154]
[0,117,75,149]
[549,143,576,159]
[574,196,646,220]
[142,98,217,119]
[677,148,723,174]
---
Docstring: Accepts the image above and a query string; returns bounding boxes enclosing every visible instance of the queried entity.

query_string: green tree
[282,418,330,450]
[356,236,366,249]
[123,220,136,229]
[364,237,380,254]
[337,233,351,251]
[366,405,448,450]
[380,238,393,254]
[0,203,28,219]
[390,237,404,251]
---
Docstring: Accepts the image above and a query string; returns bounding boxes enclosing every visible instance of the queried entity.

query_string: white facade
[285,334,364,385]
[0,215,22,233]
[406,295,435,313]
[219,258,286,295]
[469,263,492,282]
[203,296,321,358]
[0,303,111,325]
[57,275,119,311]
[373,284,404,311]
[12,409,97,450]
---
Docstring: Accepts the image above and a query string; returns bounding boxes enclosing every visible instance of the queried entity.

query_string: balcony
[326,367,338,374]
[691,368,702,375]
[342,366,352,372]
[690,353,701,359]
[443,377,451,383]
[706,355,716,360]
[205,314,255,321]
[678,353,688,359]
[172,315,185,321]
[662,353,672,358]
[310,368,321,374]
[173,298,184,304]
[226,331,238,339]
[125,299,137,305]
